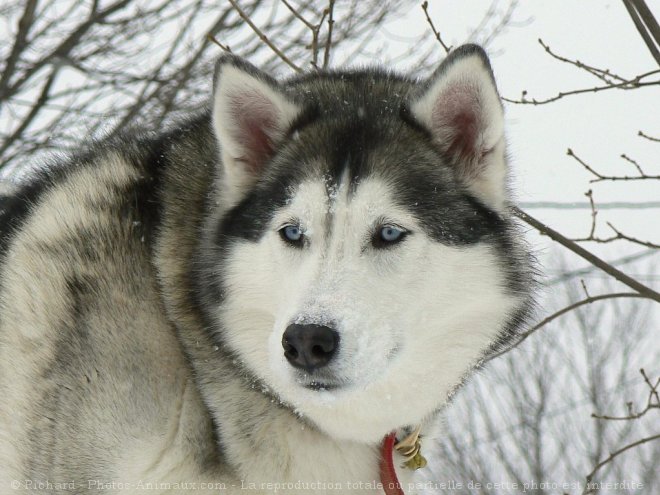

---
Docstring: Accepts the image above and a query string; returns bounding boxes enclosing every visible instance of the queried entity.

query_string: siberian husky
[0,44,534,493]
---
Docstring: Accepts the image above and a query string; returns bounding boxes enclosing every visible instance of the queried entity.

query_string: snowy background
[1,0,658,492]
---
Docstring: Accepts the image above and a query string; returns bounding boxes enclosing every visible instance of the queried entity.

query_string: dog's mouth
[304,380,341,391]
[288,347,401,393]
[294,372,344,391]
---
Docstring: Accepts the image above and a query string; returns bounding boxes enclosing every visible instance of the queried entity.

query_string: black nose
[282,324,339,372]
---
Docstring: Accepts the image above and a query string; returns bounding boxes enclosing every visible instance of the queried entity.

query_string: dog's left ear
[212,55,302,204]
[410,44,507,209]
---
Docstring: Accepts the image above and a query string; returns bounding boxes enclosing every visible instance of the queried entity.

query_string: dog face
[200,46,531,442]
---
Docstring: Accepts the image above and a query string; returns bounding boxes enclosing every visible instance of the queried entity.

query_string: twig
[311,9,328,68]
[486,292,651,361]
[580,279,591,299]
[537,38,626,83]
[569,189,660,248]
[421,1,451,53]
[581,433,660,494]
[592,369,659,420]
[620,153,646,175]
[573,232,660,248]
[280,0,314,29]
[512,207,660,302]
[1,0,134,102]
[567,148,660,182]
[572,231,660,249]
[638,130,660,142]
[586,190,597,239]
[281,0,329,69]
[641,369,660,404]
[0,0,38,99]
[322,0,335,69]
[503,69,660,105]
[206,34,232,53]
[0,70,59,157]
[605,222,660,249]
[227,0,301,72]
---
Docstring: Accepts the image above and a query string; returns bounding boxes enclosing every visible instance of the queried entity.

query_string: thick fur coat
[0,45,534,494]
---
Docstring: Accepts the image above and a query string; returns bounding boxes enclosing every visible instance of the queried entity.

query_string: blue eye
[381,226,402,242]
[280,224,304,246]
[373,225,407,248]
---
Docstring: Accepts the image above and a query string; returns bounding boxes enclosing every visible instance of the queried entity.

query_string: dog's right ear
[212,56,301,203]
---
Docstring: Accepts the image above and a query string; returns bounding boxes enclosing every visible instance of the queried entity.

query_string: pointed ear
[212,56,301,202]
[410,45,507,209]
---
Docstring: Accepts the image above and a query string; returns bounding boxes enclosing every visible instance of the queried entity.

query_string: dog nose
[282,324,339,372]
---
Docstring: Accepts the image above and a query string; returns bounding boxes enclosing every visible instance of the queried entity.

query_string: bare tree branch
[486,292,651,362]
[322,0,335,69]
[227,0,302,72]
[421,1,451,53]
[513,207,660,302]
[602,222,660,249]
[0,0,38,100]
[592,369,659,421]
[638,130,660,142]
[620,153,647,175]
[280,0,315,29]
[582,433,660,494]
[567,148,660,182]
[536,38,627,84]
[0,69,58,158]
[4,0,412,173]
[504,69,660,105]
[281,0,325,68]
[622,0,660,67]
[570,190,660,249]
[2,0,134,102]
[207,34,232,54]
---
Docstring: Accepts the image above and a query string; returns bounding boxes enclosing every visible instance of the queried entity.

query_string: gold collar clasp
[394,425,427,470]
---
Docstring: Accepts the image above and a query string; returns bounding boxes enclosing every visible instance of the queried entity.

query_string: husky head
[199,45,533,443]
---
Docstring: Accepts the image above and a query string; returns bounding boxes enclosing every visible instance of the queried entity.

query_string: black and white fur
[0,45,534,494]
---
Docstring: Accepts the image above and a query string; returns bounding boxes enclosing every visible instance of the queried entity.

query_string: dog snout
[282,324,339,373]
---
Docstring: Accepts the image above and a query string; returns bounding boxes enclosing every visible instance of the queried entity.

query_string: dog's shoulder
[0,120,221,485]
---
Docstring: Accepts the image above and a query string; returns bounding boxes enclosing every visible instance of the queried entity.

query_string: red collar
[379,432,404,495]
